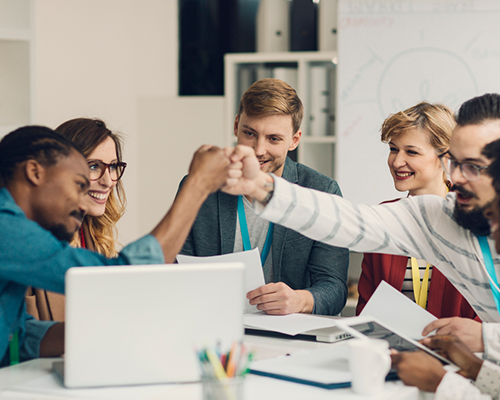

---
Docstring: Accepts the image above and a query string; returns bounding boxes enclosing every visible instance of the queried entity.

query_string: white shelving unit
[224,51,337,179]
[0,0,33,140]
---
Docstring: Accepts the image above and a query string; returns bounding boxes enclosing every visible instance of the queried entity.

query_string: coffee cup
[348,338,391,395]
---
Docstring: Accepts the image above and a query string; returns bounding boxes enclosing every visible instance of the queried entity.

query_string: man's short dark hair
[484,139,500,194]
[456,93,500,126]
[0,125,83,187]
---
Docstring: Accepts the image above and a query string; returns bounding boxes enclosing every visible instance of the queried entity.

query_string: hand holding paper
[360,281,437,340]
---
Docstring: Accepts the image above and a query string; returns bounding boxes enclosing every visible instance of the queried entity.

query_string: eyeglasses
[438,152,488,182]
[88,160,127,181]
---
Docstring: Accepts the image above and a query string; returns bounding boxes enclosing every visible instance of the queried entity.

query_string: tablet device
[334,315,455,366]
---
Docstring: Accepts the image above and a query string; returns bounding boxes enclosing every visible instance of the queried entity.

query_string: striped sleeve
[256,176,446,260]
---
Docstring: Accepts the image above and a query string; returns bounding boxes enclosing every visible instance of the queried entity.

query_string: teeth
[89,192,107,200]
[395,172,413,177]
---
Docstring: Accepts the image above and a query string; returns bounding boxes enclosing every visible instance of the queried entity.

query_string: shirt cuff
[435,371,490,400]
[483,323,500,363]
[119,234,165,265]
[475,360,500,399]
[20,317,57,361]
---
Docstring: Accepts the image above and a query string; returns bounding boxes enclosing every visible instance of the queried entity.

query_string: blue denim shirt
[0,188,164,366]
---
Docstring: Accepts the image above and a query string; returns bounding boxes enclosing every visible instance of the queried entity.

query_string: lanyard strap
[410,258,431,309]
[477,236,500,314]
[237,195,274,265]
[9,329,19,365]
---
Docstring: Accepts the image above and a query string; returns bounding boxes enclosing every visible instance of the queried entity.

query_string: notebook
[250,345,398,389]
[53,263,244,388]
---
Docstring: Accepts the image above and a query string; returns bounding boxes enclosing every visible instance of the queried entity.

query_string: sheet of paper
[360,280,437,340]
[177,248,265,312]
[244,312,337,336]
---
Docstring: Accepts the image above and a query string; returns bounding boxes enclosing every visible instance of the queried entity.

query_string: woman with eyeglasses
[26,118,127,321]
[355,102,479,320]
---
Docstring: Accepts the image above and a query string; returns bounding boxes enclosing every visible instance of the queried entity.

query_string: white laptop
[53,263,244,388]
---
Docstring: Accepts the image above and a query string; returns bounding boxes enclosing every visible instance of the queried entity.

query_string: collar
[0,187,24,216]
[281,157,298,184]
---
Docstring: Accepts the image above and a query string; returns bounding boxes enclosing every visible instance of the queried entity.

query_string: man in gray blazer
[179,79,349,316]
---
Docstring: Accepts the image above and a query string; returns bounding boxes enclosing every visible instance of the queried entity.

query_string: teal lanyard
[237,195,274,265]
[9,329,19,365]
[478,236,500,314]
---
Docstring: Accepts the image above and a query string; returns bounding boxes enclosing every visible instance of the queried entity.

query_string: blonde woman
[26,118,126,320]
[356,102,478,319]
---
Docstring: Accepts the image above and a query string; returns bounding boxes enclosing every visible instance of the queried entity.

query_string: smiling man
[179,79,349,316]
[0,125,231,367]
[224,93,500,351]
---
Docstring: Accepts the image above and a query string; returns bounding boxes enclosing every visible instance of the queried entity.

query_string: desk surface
[0,335,422,400]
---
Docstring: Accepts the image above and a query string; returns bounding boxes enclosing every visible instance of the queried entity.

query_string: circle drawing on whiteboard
[377,47,478,117]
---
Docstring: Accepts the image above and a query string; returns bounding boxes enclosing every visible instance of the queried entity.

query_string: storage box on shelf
[0,0,33,140]
[224,51,337,178]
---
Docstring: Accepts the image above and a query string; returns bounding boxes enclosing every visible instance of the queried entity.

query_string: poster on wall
[337,0,500,205]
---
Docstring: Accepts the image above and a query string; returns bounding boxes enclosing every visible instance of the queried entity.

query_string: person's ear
[289,130,302,151]
[234,114,240,138]
[24,159,45,186]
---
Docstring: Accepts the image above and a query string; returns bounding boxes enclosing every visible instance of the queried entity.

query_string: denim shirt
[0,188,164,366]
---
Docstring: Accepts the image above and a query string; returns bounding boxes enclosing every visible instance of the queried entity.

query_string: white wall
[33,0,225,244]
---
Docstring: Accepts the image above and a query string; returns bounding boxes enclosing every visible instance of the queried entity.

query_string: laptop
[245,322,351,343]
[53,263,244,388]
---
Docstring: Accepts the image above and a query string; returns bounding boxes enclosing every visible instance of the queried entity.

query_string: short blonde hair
[238,78,303,133]
[381,102,455,154]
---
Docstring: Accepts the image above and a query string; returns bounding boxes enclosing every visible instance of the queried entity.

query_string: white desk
[0,335,422,400]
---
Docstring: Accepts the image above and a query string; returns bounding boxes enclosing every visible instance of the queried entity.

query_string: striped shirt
[255,176,500,323]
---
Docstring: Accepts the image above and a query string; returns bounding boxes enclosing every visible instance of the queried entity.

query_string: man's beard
[48,223,77,242]
[452,185,491,236]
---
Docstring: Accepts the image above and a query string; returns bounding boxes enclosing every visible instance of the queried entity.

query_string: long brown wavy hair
[56,118,126,257]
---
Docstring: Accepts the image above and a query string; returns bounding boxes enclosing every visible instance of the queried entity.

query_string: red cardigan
[356,252,479,320]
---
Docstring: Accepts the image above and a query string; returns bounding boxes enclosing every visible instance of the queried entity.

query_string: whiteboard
[337,0,500,205]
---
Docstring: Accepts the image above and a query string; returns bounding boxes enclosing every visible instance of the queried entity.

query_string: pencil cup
[202,376,245,400]
[348,338,391,396]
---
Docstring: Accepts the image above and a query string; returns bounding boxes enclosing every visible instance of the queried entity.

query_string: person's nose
[449,163,468,186]
[80,194,89,215]
[254,138,267,157]
[392,151,407,168]
[98,167,114,188]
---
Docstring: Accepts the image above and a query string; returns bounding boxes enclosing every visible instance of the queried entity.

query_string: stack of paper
[244,312,337,336]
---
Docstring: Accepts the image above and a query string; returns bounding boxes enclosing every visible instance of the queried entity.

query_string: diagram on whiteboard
[377,47,478,118]
[336,0,500,205]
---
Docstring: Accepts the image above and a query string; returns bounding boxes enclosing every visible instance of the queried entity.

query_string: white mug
[348,338,391,396]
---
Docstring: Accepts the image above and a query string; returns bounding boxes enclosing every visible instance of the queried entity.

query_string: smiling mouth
[451,185,475,202]
[394,171,414,178]
[88,191,107,200]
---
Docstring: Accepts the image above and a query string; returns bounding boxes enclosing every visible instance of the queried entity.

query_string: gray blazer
[179,157,349,315]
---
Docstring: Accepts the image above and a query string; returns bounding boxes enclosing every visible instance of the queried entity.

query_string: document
[244,312,337,336]
[360,280,437,339]
[177,248,265,312]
